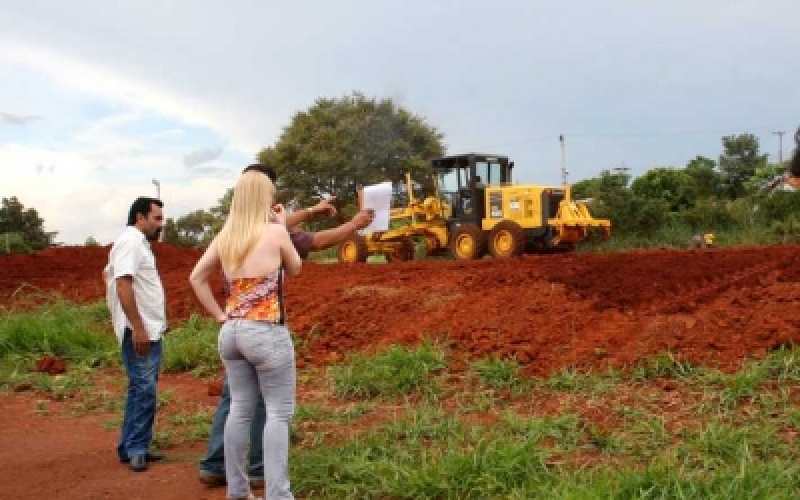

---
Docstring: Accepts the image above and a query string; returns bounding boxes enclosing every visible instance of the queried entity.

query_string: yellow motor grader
[336,153,611,262]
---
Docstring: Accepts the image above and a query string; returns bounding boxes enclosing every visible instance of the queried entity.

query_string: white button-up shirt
[105,226,167,344]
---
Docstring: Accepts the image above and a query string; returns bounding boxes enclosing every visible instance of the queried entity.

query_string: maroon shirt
[289,229,314,260]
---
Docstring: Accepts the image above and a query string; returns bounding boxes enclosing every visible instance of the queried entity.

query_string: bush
[0,232,33,254]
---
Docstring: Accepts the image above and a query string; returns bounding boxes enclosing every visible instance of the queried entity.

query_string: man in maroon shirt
[787,141,799,189]
[199,164,374,489]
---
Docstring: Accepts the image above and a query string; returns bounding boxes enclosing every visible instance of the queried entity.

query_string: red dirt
[2,243,800,499]
[34,355,67,375]
[0,377,231,500]
[2,243,800,375]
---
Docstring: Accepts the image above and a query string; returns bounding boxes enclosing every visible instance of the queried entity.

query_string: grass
[328,340,448,399]
[0,300,117,368]
[6,302,800,498]
[161,314,221,373]
[469,356,530,392]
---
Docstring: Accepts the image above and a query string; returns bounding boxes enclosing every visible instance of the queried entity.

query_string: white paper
[360,181,392,233]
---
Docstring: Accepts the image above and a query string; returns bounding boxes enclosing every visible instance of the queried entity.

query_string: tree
[210,189,233,221]
[257,92,445,223]
[681,197,732,232]
[161,210,217,247]
[685,156,720,198]
[0,197,56,251]
[718,134,767,198]
[631,167,697,212]
[572,170,630,200]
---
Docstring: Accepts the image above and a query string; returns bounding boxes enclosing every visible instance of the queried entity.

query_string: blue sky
[1,1,798,243]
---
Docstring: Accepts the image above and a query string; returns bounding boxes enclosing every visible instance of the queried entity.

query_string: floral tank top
[224,269,285,324]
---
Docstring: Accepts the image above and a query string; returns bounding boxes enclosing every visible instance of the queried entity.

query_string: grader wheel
[386,237,416,262]
[488,221,525,258]
[449,224,486,260]
[422,234,446,257]
[337,235,369,263]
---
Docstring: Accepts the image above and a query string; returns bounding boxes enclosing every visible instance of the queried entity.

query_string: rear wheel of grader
[488,220,525,258]
[337,235,369,263]
[449,224,486,260]
[385,236,416,262]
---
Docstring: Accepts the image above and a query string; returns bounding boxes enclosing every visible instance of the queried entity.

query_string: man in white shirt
[104,196,167,472]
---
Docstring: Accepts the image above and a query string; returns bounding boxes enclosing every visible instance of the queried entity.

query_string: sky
[1,1,798,244]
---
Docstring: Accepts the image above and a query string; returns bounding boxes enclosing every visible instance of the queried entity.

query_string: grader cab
[336,152,611,262]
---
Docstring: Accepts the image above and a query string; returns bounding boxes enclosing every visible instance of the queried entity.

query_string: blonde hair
[216,170,276,271]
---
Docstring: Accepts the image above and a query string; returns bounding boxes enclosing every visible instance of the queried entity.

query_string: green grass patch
[469,356,531,394]
[631,351,697,380]
[161,314,221,373]
[329,340,447,398]
[0,300,116,366]
[543,367,621,394]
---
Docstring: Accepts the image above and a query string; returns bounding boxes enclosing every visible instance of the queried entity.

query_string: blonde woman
[190,166,301,500]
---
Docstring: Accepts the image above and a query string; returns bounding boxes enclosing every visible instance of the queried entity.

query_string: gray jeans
[218,319,296,500]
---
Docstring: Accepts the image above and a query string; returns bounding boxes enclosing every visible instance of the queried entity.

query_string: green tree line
[573,133,800,248]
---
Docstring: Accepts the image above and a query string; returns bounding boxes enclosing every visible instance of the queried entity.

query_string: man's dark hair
[127,197,164,226]
[789,147,800,178]
[242,163,277,182]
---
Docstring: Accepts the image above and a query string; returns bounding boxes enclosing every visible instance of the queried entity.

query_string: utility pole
[559,134,568,186]
[611,165,630,188]
[773,130,785,166]
[152,179,161,199]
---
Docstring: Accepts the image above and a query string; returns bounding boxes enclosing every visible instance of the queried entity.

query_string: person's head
[216,167,277,270]
[127,197,164,241]
[242,163,277,183]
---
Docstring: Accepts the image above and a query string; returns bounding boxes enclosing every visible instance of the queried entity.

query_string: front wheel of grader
[385,236,416,262]
[449,224,486,260]
[488,220,525,258]
[337,235,369,263]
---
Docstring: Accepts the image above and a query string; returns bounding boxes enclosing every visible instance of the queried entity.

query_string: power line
[477,126,785,149]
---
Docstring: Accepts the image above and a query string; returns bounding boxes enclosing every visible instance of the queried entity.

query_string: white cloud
[0,111,41,125]
[183,146,223,168]
[150,128,186,140]
[0,142,236,244]
[0,39,262,154]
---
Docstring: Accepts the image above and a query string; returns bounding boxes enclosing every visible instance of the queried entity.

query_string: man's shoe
[144,451,165,462]
[199,470,226,487]
[129,454,147,472]
[119,451,165,464]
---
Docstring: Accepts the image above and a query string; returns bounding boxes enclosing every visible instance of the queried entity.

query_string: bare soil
[1,243,799,499]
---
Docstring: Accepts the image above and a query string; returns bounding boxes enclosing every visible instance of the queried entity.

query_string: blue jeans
[199,373,267,478]
[117,327,162,461]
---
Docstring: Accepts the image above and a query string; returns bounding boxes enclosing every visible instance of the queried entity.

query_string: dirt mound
[34,355,67,375]
[2,243,799,376]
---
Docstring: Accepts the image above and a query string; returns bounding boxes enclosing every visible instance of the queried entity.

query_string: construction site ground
[1,243,799,499]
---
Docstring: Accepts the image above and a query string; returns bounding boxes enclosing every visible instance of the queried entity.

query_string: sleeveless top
[224,268,285,324]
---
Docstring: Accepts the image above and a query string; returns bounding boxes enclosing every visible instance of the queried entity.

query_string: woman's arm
[188,239,227,322]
